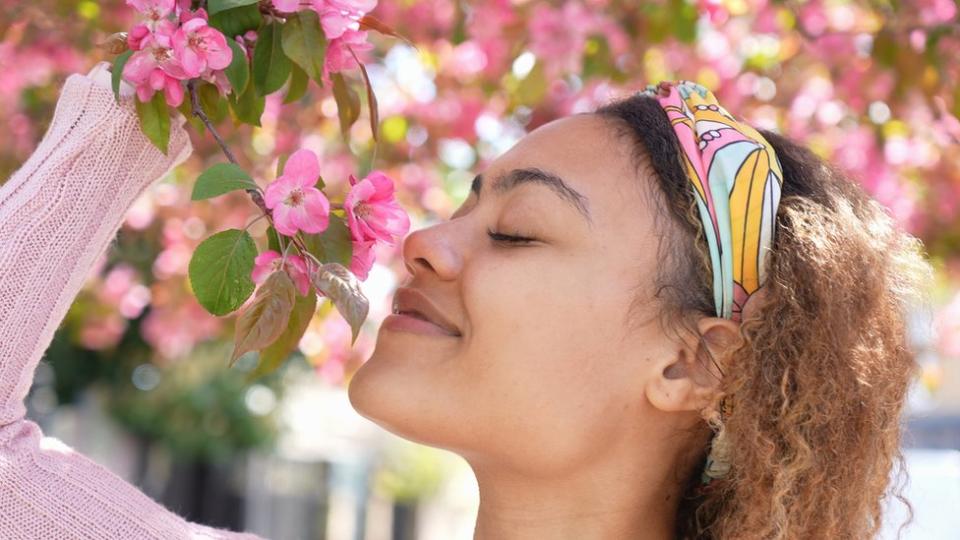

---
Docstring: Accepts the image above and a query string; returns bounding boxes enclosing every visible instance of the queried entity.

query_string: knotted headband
[639,80,784,323]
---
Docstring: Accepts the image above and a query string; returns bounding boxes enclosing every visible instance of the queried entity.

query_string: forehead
[490,114,653,231]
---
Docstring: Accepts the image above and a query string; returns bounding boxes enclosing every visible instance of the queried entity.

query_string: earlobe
[645,348,716,413]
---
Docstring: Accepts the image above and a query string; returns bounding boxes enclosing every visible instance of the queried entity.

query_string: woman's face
[348,114,699,475]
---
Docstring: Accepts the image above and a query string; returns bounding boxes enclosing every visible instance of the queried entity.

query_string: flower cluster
[271,0,376,84]
[252,149,408,290]
[123,0,233,107]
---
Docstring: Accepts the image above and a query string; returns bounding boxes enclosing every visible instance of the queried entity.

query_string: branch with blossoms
[105,0,409,380]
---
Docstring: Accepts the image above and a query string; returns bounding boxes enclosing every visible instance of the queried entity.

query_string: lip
[386,287,461,337]
[382,313,460,337]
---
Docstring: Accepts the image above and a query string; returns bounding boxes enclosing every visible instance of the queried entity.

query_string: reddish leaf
[230,270,296,366]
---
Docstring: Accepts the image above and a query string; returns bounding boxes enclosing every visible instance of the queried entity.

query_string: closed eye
[487,228,537,245]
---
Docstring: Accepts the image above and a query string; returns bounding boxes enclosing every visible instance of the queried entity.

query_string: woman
[348,81,932,539]
[0,63,931,539]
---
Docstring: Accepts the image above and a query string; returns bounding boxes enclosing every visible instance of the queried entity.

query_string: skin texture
[348,114,744,539]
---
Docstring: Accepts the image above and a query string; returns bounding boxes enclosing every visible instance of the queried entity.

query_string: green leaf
[332,72,361,137]
[247,284,317,381]
[350,46,379,142]
[230,270,296,366]
[135,92,171,155]
[112,50,133,103]
[515,60,547,107]
[301,213,353,268]
[670,0,698,43]
[280,10,327,85]
[276,154,290,177]
[189,229,258,316]
[310,262,369,344]
[266,225,283,253]
[283,63,309,104]
[208,0,259,15]
[872,29,898,68]
[209,4,262,39]
[192,163,259,201]
[198,82,229,123]
[228,76,265,126]
[953,84,960,119]
[225,38,250,95]
[253,22,292,96]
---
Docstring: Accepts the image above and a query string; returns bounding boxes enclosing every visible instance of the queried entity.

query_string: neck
[467,444,684,540]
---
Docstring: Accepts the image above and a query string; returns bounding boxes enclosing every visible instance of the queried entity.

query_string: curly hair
[595,94,935,539]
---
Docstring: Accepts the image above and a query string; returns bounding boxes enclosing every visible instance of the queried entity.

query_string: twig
[187,80,240,164]
[186,80,314,258]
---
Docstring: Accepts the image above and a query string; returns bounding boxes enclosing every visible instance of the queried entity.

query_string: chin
[346,336,460,450]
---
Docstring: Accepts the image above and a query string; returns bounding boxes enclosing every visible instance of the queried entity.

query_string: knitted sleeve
[0,67,265,539]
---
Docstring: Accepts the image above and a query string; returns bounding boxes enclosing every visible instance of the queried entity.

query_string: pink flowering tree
[107,0,410,379]
[6,0,960,396]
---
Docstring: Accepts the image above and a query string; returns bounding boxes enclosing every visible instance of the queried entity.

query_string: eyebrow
[470,167,593,225]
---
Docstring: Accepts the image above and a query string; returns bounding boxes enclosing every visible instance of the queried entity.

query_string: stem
[186,80,313,258]
[280,234,295,265]
[187,80,240,165]
[243,213,269,231]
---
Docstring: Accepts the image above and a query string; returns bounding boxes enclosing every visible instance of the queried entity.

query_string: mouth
[386,288,462,338]
[383,310,462,337]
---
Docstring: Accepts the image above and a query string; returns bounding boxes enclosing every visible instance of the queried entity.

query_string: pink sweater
[0,70,265,538]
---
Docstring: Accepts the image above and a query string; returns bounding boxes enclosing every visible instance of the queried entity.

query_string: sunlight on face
[348,114,675,475]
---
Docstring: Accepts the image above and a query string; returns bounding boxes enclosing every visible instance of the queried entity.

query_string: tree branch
[186,80,315,258]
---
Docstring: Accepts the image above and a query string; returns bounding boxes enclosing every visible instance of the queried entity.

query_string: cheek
[453,252,637,470]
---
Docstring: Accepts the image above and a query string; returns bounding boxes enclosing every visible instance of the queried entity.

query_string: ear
[644,317,743,414]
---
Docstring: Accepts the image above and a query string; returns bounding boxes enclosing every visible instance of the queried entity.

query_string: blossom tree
[100,0,413,379]
[2,0,958,395]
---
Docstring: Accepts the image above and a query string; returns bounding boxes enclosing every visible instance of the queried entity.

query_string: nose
[400,220,463,281]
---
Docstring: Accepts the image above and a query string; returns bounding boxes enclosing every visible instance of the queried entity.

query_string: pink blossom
[79,312,127,350]
[323,29,373,84]
[697,0,729,26]
[127,24,152,51]
[178,5,208,23]
[344,171,409,245]
[201,68,232,97]
[126,0,175,21]
[798,0,828,36]
[142,300,224,361]
[264,149,331,237]
[252,250,312,297]
[172,14,232,78]
[271,0,301,12]
[349,238,377,280]
[123,19,190,106]
[918,0,958,26]
[310,0,378,39]
[528,1,595,76]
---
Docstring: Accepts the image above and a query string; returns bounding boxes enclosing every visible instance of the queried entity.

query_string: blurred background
[2,0,959,538]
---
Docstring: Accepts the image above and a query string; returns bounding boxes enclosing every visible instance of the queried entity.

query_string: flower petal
[282,149,321,187]
[263,178,290,209]
[124,51,157,83]
[272,203,298,236]
[271,0,300,11]
[252,251,281,283]
[299,190,331,233]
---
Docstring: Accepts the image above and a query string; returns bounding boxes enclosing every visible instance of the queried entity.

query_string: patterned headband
[638,80,784,323]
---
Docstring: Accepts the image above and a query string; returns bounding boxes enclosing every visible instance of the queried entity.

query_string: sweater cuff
[53,71,190,156]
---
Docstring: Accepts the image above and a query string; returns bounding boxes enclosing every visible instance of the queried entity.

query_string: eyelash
[486,227,537,245]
